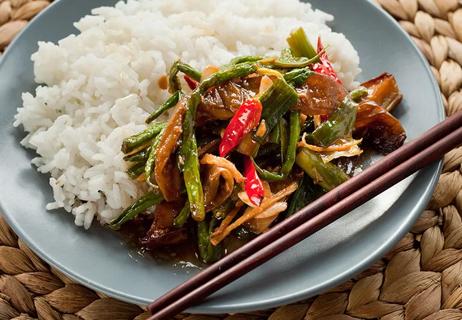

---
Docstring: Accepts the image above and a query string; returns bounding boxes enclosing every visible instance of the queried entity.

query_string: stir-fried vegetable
[306,97,358,147]
[121,122,165,154]
[113,27,407,264]
[219,99,262,157]
[109,192,163,230]
[295,149,349,191]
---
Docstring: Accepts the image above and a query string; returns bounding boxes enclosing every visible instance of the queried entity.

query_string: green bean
[281,111,301,176]
[307,98,358,147]
[144,129,164,185]
[121,122,165,154]
[199,62,258,93]
[197,218,223,263]
[295,148,349,191]
[123,147,150,162]
[168,61,202,93]
[287,27,317,59]
[229,55,263,65]
[286,174,324,217]
[173,200,190,228]
[179,91,205,221]
[127,162,145,179]
[284,68,313,87]
[260,77,299,137]
[109,192,163,230]
[146,91,181,124]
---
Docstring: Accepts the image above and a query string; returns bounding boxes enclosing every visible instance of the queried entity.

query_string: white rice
[14,0,361,229]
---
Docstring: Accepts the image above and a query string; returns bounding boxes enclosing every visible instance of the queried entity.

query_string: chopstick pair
[148,111,462,320]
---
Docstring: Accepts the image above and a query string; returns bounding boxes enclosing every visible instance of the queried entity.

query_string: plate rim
[0,0,445,314]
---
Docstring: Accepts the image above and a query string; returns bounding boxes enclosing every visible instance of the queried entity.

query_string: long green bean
[168,61,202,93]
[199,62,258,93]
[109,192,163,230]
[127,162,145,179]
[179,92,205,221]
[121,122,165,154]
[197,218,223,263]
[173,200,190,228]
[144,129,164,185]
[282,111,301,175]
[123,147,150,163]
[229,55,263,65]
[146,91,181,124]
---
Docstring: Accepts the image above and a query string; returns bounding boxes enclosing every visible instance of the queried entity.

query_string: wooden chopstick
[148,112,462,320]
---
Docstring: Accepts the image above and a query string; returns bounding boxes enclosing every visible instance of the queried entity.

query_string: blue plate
[0,0,444,314]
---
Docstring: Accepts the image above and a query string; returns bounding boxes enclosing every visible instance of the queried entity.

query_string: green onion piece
[173,200,190,228]
[109,192,163,230]
[287,27,317,59]
[296,148,349,191]
[146,91,181,124]
[269,123,281,144]
[260,77,299,137]
[307,97,358,147]
[121,122,166,154]
[350,86,369,102]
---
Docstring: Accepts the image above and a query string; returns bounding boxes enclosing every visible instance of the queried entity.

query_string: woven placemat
[1,0,462,319]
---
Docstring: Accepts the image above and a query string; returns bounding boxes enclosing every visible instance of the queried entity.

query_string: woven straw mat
[1,0,462,319]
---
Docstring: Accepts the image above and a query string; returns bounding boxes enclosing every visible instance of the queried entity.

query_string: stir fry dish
[109,28,406,263]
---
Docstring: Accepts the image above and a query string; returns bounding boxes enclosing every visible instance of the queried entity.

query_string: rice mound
[14,0,361,229]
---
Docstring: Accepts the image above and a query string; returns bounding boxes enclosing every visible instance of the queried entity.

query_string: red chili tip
[184,75,198,90]
[243,156,264,207]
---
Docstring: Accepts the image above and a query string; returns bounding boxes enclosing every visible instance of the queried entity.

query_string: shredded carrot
[210,202,243,246]
[200,154,245,183]
[211,182,298,245]
[298,134,362,152]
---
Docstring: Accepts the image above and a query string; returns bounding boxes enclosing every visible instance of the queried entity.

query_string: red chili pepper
[219,99,263,157]
[184,75,198,90]
[243,156,264,207]
[312,37,342,84]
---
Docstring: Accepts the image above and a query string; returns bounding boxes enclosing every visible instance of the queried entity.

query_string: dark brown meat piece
[361,73,403,112]
[354,102,406,154]
[294,73,347,116]
[140,201,188,249]
[197,78,259,124]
